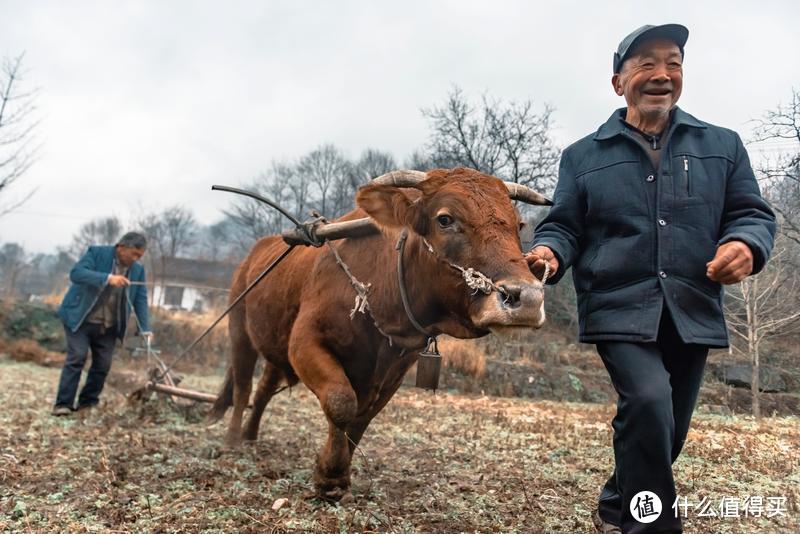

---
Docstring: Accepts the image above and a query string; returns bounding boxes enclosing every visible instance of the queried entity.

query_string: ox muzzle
[474,278,546,331]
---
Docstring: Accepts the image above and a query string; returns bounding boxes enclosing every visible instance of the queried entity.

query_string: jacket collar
[593,106,706,141]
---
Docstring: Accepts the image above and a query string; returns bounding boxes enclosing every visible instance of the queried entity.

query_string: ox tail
[208,366,234,422]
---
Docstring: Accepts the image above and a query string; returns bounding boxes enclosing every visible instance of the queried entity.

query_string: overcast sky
[1,0,798,254]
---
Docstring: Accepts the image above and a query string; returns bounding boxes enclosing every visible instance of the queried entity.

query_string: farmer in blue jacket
[527,24,776,533]
[52,232,153,415]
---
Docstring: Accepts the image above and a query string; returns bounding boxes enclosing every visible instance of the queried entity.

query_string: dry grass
[439,336,487,378]
[0,358,797,533]
[5,339,64,367]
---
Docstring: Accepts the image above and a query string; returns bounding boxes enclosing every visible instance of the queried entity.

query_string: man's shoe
[51,405,73,417]
[592,509,622,534]
[75,403,96,413]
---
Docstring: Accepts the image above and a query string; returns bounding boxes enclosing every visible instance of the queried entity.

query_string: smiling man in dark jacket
[527,24,775,533]
[52,232,153,416]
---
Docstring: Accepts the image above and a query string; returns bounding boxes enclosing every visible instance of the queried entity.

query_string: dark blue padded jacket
[57,245,150,339]
[533,107,776,347]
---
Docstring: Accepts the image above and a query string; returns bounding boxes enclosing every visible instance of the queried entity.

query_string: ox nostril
[499,284,522,309]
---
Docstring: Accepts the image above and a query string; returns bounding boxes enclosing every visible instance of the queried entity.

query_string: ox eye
[437,214,454,228]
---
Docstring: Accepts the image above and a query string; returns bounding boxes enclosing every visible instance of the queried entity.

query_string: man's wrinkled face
[612,38,683,121]
[116,245,145,267]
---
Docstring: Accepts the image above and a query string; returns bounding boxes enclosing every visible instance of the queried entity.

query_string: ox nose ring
[498,284,522,309]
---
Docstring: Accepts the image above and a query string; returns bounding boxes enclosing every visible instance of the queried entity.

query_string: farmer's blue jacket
[58,245,150,339]
[533,107,776,347]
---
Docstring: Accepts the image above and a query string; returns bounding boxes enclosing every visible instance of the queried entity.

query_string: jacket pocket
[683,156,691,196]
[585,239,606,280]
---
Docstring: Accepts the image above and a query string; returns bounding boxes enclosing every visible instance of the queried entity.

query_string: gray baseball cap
[613,24,689,73]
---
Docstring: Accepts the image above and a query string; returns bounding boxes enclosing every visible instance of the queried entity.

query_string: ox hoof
[318,486,353,504]
[224,433,243,448]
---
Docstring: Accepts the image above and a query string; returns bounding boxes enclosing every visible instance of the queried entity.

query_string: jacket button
[646,174,655,182]
[659,271,668,279]
[658,218,667,226]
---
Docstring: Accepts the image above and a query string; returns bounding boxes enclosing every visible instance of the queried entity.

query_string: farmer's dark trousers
[54,323,118,409]
[596,310,708,534]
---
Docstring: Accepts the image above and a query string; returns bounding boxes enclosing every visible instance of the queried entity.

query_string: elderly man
[527,24,775,533]
[52,232,153,415]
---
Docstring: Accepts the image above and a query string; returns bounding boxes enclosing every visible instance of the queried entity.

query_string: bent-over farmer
[527,24,776,533]
[52,232,153,415]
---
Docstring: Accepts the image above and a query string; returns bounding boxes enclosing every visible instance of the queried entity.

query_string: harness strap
[395,229,436,341]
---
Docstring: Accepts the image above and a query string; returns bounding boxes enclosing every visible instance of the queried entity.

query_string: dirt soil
[1,359,798,533]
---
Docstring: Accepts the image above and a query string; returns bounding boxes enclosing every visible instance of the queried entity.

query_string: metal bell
[415,338,442,390]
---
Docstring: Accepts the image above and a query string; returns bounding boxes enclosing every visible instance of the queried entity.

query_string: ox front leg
[313,383,358,502]
[315,420,356,502]
[289,336,358,502]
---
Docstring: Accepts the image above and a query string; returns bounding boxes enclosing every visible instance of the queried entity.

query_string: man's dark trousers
[596,310,708,533]
[55,323,117,409]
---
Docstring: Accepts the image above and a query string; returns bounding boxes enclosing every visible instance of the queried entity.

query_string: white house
[150,257,236,312]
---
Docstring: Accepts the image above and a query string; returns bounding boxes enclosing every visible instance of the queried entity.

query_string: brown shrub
[439,336,486,378]
[134,308,231,372]
[8,339,64,367]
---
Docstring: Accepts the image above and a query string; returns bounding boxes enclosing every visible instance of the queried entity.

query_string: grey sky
[2,0,798,254]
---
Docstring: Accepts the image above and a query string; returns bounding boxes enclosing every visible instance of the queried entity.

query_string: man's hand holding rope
[525,245,559,283]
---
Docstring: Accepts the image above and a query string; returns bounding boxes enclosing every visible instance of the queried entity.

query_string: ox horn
[504,181,553,206]
[371,169,552,206]
[370,170,429,187]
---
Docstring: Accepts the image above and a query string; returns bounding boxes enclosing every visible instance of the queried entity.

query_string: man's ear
[612,73,623,96]
[356,184,427,234]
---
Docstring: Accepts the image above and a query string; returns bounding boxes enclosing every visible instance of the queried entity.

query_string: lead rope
[419,237,508,298]
[540,260,551,285]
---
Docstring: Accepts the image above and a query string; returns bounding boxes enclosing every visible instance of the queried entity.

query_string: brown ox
[210,167,547,500]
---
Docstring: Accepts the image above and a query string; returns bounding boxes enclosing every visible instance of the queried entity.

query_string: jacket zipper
[683,157,690,196]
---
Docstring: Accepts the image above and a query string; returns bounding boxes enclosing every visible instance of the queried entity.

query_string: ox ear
[356,184,428,234]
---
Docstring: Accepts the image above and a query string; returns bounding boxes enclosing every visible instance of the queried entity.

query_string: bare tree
[330,148,396,218]
[68,216,122,259]
[421,86,560,194]
[0,242,27,297]
[159,205,197,258]
[353,148,396,181]
[223,164,295,252]
[403,149,435,172]
[194,218,240,262]
[751,89,800,245]
[134,205,198,306]
[0,54,39,217]
[298,144,350,218]
[223,145,396,249]
[724,244,800,418]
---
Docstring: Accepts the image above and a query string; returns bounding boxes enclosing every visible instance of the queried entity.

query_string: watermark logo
[672,495,788,518]
[631,491,662,523]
